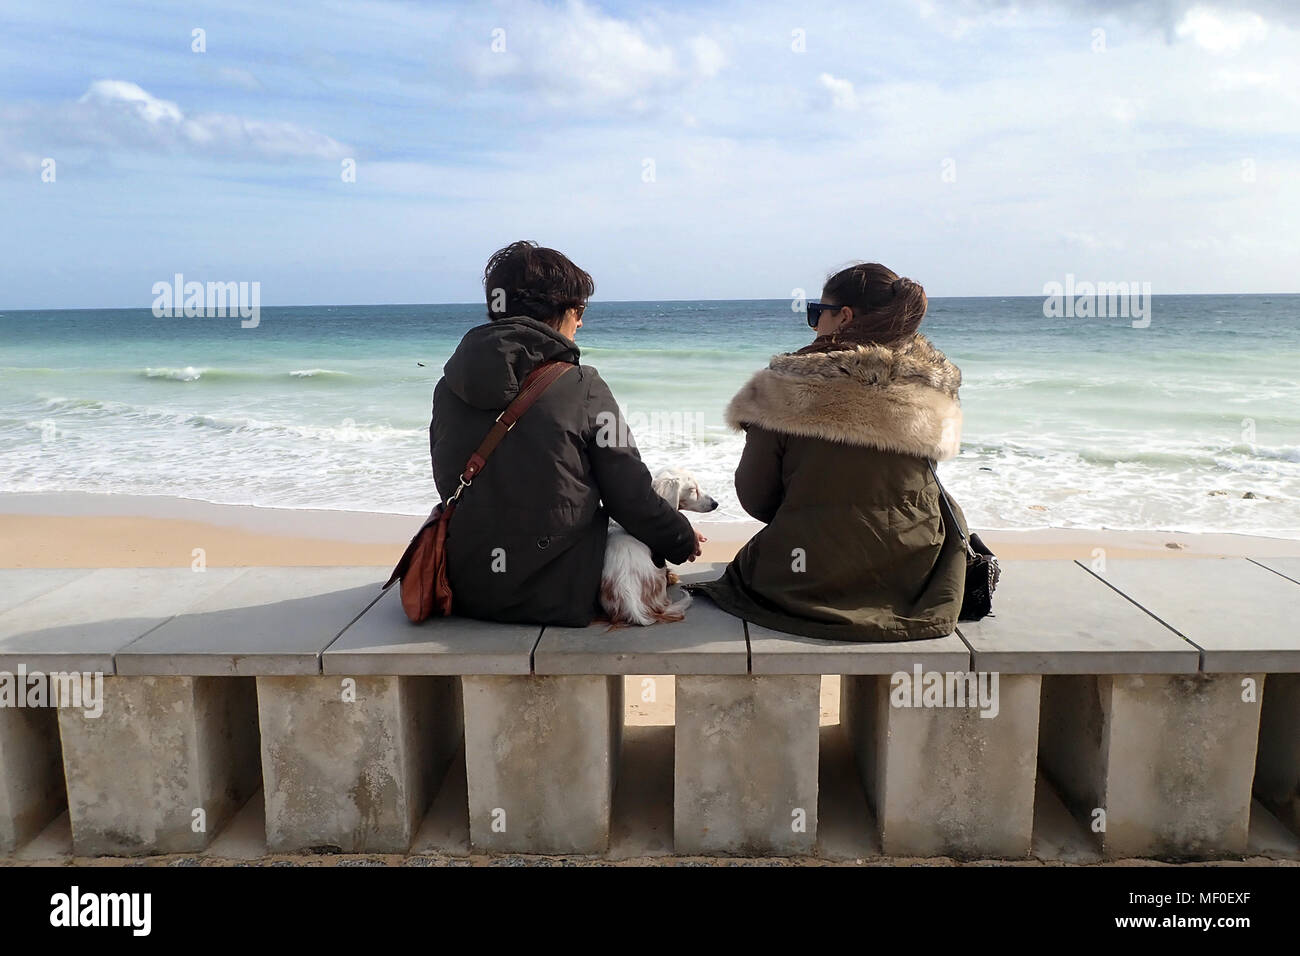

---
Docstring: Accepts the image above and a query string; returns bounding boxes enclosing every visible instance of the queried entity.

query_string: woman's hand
[688,529,707,562]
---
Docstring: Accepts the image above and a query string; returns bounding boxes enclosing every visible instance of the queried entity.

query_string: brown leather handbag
[384,360,574,622]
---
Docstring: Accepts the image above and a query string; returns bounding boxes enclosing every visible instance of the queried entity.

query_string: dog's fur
[600,468,717,627]
[724,335,963,461]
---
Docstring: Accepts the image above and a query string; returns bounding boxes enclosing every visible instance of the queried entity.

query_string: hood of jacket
[442,315,580,410]
[725,333,963,461]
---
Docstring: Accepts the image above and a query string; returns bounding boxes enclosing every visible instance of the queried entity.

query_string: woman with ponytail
[691,262,969,641]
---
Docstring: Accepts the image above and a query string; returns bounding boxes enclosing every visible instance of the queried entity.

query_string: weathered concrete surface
[958,561,1199,674]
[0,568,245,673]
[841,673,1041,858]
[324,587,541,676]
[257,675,459,853]
[115,567,385,676]
[1255,673,1300,834]
[0,569,95,617]
[1039,673,1263,859]
[674,674,820,855]
[462,675,622,854]
[535,591,748,675]
[58,675,260,856]
[747,625,969,675]
[1090,559,1300,672]
[0,705,65,852]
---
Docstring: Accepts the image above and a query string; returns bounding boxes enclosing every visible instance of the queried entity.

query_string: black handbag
[928,462,1000,621]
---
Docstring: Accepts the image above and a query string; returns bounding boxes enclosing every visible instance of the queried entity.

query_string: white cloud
[80,80,183,123]
[464,0,724,109]
[819,72,859,110]
[20,80,350,160]
[688,36,727,78]
[1210,68,1279,91]
[1175,5,1268,54]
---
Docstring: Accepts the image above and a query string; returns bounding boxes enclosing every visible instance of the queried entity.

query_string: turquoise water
[1,296,1298,536]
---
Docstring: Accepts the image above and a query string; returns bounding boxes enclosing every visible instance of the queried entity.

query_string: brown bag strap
[447,360,574,504]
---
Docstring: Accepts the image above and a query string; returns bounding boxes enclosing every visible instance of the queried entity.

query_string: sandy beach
[4,491,1300,570]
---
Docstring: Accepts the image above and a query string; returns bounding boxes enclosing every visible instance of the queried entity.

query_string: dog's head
[652,468,718,513]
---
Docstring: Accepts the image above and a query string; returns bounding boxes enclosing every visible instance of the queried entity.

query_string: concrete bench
[745,602,1038,859]
[4,556,1298,863]
[54,567,385,855]
[534,566,749,856]
[959,560,1210,859]
[0,567,245,853]
[0,569,94,851]
[105,567,391,856]
[323,586,535,854]
[1073,557,1300,857]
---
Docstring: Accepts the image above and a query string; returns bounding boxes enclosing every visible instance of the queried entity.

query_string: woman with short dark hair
[430,241,700,626]
[691,262,969,641]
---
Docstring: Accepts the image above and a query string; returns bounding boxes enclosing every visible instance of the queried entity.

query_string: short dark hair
[483,240,595,328]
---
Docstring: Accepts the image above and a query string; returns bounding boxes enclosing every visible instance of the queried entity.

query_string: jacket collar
[724,334,963,461]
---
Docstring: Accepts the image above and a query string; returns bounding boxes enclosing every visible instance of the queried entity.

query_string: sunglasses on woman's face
[805,301,842,329]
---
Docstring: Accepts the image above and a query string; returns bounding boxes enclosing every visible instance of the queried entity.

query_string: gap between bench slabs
[112,567,392,676]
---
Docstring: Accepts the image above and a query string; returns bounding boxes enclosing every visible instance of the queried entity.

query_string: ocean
[2,296,1298,538]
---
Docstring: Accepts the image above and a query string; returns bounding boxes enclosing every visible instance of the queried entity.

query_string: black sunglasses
[805,301,843,329]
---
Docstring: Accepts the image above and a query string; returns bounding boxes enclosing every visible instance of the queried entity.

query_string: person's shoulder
[575,362,610,396]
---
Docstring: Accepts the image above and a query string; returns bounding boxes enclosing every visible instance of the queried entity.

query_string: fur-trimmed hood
[725,334,963,461]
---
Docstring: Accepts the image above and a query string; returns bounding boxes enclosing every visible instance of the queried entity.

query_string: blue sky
[1,0,1297,307]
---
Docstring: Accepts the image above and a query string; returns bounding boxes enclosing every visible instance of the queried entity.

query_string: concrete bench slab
[0,567,246,672]
[674,673,820,855]
[1088,558,1300,672]
[957,561,1198,674]
[1251,556,1300,586]
[1039,672,1262,858]
[323,586,541,675]
[747,622,970,675]
[463,674,622,854]
[257,673,460,853]
[842,671,1041,858]
[58,674,260,855]
[533,589,748,675]
[115,567,387,676]
[0,569,95,616]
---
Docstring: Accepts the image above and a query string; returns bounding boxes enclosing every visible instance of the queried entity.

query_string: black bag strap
[928,460,975,558]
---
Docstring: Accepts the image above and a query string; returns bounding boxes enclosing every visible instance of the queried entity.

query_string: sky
[1,0,1298,307]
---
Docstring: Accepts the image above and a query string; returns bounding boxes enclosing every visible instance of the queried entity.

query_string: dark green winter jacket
[691,334,969,642]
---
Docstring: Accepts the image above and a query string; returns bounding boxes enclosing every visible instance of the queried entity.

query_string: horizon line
[4,290,1299,313]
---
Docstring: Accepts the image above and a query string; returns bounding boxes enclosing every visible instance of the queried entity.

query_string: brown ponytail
[809,262,927,352]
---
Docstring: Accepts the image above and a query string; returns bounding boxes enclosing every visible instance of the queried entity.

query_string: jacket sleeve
[583,370,696,564]
[429,377,453,501]
[734,424,785,523]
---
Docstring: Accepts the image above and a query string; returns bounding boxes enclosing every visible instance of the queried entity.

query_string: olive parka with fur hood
[690,333,969,641]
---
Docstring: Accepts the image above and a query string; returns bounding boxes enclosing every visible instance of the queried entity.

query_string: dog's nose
[706,498,719,511]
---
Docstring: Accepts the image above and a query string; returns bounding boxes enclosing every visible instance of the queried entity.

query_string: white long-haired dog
[600,468,718,626]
